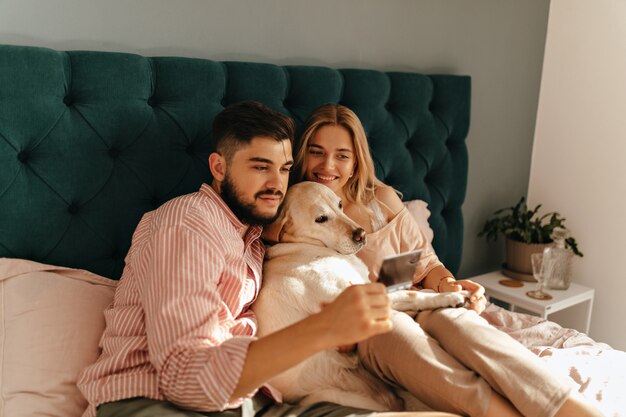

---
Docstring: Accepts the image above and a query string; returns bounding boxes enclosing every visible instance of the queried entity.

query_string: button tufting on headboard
[17,150,29,163]
[108,147,120,158]
[0,44,470,278]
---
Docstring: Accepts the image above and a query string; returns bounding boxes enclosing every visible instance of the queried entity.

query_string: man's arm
[143,226,255,411]
[143,225,393,410]
[232,283,393,399]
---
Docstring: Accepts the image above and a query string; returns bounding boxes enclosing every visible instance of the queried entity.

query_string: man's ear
[209,152,226,181]
[262,209,290,244]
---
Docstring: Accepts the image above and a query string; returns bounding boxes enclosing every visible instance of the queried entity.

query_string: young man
[77,101,394,417]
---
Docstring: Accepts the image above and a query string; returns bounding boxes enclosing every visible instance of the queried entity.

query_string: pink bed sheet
[481,303,625,416]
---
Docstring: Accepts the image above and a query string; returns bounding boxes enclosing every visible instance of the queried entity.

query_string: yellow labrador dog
[252,181,468,411]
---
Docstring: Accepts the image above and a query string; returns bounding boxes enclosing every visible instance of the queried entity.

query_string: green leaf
[477,196,583,256]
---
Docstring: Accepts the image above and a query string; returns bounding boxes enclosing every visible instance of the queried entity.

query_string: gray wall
[0,0,551,277]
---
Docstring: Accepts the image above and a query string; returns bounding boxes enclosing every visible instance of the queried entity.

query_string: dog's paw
[441,290,471,308]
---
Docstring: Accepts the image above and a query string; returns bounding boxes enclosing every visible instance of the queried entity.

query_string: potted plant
[478,197,583,281]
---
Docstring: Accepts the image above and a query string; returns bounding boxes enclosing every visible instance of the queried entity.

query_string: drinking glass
[526,253,553,300]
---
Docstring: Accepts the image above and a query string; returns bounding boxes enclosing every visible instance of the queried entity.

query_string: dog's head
[262,182,366,255]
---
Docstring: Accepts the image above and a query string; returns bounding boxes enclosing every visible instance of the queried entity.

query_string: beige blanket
[482,304,624,417]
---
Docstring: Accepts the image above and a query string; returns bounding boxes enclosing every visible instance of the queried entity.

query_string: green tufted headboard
[0,44,470,279]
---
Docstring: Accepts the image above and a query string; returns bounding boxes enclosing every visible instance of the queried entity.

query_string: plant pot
[503,238,553,281]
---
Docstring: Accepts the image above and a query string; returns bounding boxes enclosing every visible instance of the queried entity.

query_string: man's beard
[220,174,284,226]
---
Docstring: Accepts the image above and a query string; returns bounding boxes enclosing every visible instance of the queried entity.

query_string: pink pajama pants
[357,309,572,417]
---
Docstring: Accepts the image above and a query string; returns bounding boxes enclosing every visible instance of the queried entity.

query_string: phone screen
[378,249,422,293]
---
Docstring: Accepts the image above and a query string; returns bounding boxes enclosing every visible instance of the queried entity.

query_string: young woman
[293,104,602,417]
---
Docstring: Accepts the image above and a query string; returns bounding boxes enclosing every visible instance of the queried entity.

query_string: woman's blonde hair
[295,104,384,206]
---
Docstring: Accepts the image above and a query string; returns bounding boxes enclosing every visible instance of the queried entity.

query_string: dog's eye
[315,215,328,223]
[338,201,343,209]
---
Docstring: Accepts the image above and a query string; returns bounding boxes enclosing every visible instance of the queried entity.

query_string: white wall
[0,0,552,278]
[528,0,626,349]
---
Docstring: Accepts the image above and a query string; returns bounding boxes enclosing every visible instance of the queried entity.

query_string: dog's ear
[262,208,289,244]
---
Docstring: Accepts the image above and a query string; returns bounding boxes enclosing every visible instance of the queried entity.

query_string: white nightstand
[469,270,594,334]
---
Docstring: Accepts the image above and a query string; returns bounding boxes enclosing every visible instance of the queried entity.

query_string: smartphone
[378,249,422,293]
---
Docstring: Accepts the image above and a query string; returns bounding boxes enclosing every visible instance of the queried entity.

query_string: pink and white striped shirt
[77,183,272,416]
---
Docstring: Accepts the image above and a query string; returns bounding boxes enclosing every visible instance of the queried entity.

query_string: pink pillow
[0,258,116,417]
[404,199,434,244]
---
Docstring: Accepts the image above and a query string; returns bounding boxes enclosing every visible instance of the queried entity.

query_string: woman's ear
[209,153,226,181]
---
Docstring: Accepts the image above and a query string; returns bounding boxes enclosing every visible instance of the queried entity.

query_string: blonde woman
[294,104,602,417]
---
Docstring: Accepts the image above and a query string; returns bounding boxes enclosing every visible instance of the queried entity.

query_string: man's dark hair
[212,101,295,161]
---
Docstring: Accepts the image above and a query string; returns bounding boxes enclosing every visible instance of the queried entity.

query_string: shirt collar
[199,183,263,240]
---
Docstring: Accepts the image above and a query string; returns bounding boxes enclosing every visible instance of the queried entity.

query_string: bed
[0,43,623,417]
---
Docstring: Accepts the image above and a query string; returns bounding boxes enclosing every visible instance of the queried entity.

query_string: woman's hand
[437,277,462,293]
[439,277,487,314]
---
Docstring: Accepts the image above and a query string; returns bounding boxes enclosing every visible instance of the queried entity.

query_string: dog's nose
[352,228,366,243]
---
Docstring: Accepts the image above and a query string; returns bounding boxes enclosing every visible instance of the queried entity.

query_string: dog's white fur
[252,182,469,411]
